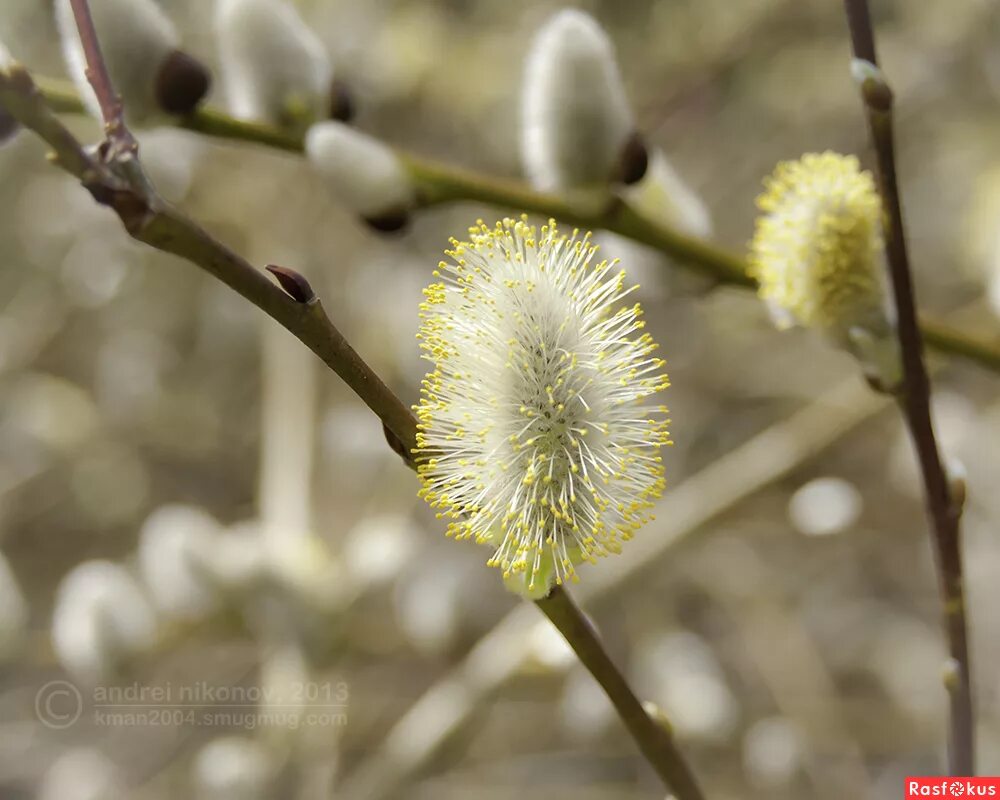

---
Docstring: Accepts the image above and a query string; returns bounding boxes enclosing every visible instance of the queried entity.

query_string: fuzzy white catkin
[305,121,414,218]
[54,0,179,122]
[521,9,634,191]
[0,551,28,659]
[38,748,124,800]
[193,736,276,800]
[214,0,331,125]
[137,504,222,621]
[51,560,157,684]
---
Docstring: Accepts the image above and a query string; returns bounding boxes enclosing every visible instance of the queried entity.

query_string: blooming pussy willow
[748,152,900,386]
[416,218,670,597]
[749,152,886,333]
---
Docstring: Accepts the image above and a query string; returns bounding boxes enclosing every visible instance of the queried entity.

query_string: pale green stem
[29,77,1000,375]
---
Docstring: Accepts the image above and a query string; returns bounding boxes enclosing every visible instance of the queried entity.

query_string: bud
[642,700,675,734]
[945,455,967,513]
[154,50,212,116]
[54,0,209,122]
[621,148,712,237]
[749,152,900,386]
[136,504,222,622]
[193,736,277,800]
[51,560,157,684]
[214,0,343,128]
[305,121,414,230]
[0,550,27,660]
[521,10,640,191]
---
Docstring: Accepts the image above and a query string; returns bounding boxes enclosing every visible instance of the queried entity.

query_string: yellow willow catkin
[415,217,671,598]
[749,151,886,333]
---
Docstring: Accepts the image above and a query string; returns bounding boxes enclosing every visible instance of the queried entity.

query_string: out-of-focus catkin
[749,152,900,385]
[305,121,415,231]
[521,10,643,192]
[214,0,350,128]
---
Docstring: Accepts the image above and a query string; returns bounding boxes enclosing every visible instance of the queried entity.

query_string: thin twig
[30,77,1000,376]
[66,0,135,154]
[842,0,974,776]
[536,587,706,799]
[0,56,707,800]
[339,376,889,800]
[0,66,417,460]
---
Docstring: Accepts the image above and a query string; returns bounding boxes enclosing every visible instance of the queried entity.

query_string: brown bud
[0,104,18,145]
[266,264,315,303]
[155,50,211,116]
[363,208,410,234]
[328,78,355,123]
[615,131,649,185]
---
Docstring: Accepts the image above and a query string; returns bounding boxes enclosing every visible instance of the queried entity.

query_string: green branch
[32,77,999,375]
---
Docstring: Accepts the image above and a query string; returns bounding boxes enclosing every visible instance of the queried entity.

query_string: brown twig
[536,588,707,799]
[0,65,417,461]
[842,0,974,776]
[66,0,136,154]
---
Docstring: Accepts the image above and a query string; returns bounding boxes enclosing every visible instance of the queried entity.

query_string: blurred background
[1,0,1000,798]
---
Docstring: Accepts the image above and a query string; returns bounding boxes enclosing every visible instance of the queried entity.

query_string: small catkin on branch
[842,0,974,776]
[28,76,1000,376]
[0,48,707,800]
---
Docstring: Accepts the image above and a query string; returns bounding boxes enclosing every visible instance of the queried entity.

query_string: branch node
[850,59,893,112]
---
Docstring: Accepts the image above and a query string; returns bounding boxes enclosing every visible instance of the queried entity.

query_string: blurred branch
[689,564,874,799]
[0,66,418,461]
[3,58,707,800]
[339,378,889,800]
[843,0,974,776]
[30,77,1000,376]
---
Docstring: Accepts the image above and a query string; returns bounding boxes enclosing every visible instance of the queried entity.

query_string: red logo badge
[906,778,1000,797]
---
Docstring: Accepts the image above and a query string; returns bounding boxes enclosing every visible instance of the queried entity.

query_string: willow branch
[340,377,889,800]
[537,588,705,799]
[0,66,417,459]
[30,77,1000,376]
[2,58,708,800]
[843,0,974,775]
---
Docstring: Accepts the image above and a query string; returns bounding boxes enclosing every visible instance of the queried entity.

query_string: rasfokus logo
[906,778,1000,797]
